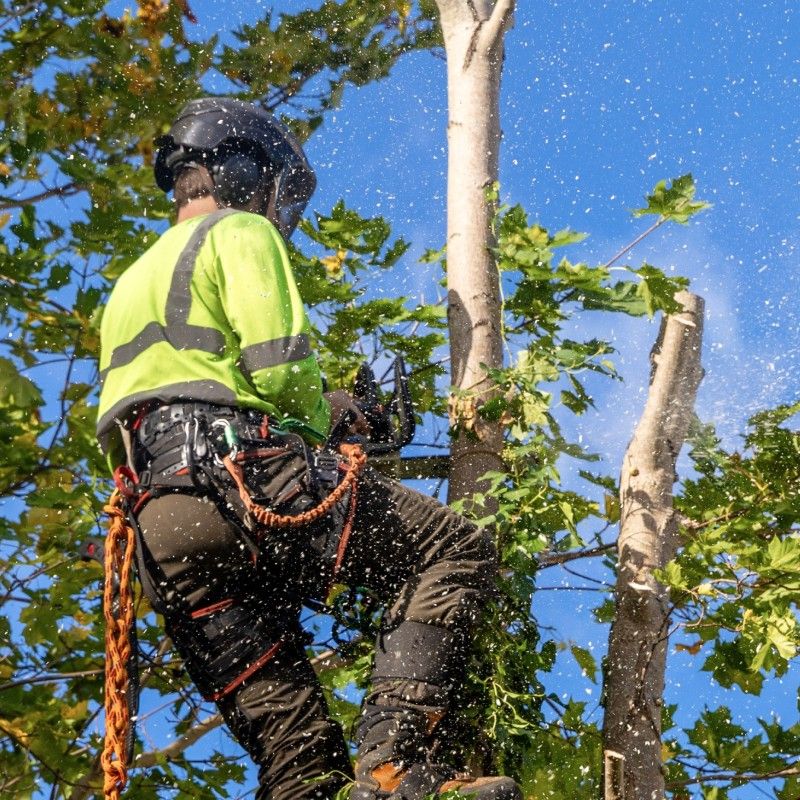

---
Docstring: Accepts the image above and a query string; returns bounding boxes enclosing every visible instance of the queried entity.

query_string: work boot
[354,758,522,799]
[352,704,521,800]
[353,621,521,799]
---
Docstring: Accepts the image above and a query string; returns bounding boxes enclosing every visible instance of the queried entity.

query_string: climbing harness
[221,441,365,570]
[99,411,366,797]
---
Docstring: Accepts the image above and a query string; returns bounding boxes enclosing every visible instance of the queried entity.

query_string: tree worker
[96,97,521,800]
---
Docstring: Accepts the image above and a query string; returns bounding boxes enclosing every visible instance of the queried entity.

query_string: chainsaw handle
[353,356,416,455]
[390,356,415,449]
[324,357,416,455]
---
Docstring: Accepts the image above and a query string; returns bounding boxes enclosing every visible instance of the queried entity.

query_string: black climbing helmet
[154,97,316,238]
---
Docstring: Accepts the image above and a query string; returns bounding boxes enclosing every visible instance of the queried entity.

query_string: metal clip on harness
[210,417,240,466]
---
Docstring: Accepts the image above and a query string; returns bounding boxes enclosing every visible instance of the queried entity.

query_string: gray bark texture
[434,0,515,506]
[602,291,705,800]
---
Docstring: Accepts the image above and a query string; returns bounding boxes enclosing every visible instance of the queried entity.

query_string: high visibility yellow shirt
[97,208,330,466]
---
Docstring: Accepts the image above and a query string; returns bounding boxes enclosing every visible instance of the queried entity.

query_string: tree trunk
[435,0,515,506]
[602,291,705,800]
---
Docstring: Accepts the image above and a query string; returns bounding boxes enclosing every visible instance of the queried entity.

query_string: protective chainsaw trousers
[135,453,497,800]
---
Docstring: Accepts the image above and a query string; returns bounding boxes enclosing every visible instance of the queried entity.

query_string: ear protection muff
[211,151,266,207]
[156,99,316,236]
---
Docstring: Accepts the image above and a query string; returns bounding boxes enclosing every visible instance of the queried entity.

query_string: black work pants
[136,460,496,800]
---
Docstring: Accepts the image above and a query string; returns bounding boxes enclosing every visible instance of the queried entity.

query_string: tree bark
[434,0,515,506]
[602,291,705,800]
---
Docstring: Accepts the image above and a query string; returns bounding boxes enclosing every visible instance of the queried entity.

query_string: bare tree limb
[0,668,103,693]
[133,714,223,769]
[602,291,705,800]
[537,542,616,568]
[480,0,515,49]
[667,763,800,788]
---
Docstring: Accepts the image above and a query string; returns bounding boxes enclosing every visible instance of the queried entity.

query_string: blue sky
[18,0,793,794]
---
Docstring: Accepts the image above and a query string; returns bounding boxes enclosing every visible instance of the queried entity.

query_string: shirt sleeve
[210,214,331,437]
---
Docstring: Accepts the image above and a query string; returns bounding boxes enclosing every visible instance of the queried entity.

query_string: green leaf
[0,357,42,408]
[633,174,711,223]
[570,645,597,683]
[631,263,689,317]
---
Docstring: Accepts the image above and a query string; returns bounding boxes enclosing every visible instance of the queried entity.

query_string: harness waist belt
[135,402,266,449]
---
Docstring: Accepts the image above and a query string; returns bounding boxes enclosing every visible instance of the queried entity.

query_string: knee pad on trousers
[373,620,464,689]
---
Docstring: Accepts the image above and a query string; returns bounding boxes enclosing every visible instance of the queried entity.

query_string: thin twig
[666,763,800,788]
[0,181,82,210]
[0,557,75,606]
[0,667,103,692]
[537,541,615,568]
[133,714,223,768]
[536,586,607,592]
[601,217,666,270]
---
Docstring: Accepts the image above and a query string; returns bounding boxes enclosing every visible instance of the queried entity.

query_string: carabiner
[211,418,240,465]
[113,465,139,500]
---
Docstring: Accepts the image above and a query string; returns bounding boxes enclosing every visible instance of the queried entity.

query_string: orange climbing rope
[222,442,367,587]
[102,490,136,800]
[223,442,367,531]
